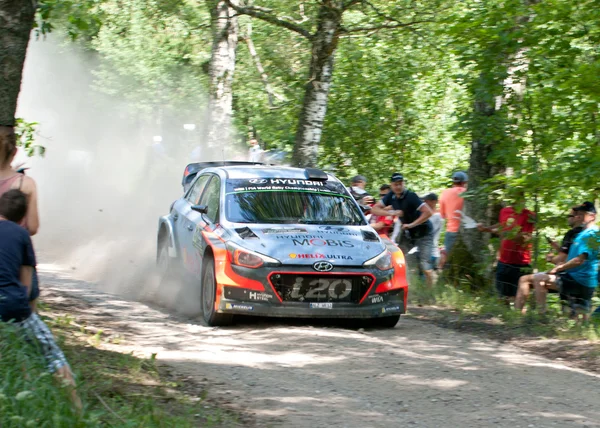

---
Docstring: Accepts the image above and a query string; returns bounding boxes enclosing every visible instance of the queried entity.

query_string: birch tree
[207,0,239,148]
[226,0,435,167]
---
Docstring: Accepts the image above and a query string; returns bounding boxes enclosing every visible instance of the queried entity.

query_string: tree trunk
[207,0,238,149]
[0,0,37,127]
[291,3,342,167]
[462,74,499,264]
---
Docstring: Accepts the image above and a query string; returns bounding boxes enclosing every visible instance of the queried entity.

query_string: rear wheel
[201,257,233,326]
[371,315,400,329]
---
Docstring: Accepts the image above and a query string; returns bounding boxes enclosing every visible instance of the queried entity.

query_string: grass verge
[1,304,244,427]
[408,278,600,342]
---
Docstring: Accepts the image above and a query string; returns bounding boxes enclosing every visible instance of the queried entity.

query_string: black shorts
[495,262,532,297]
[558,273,594,310]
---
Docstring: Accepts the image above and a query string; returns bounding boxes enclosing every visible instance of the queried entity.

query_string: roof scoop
[304,168,328,181]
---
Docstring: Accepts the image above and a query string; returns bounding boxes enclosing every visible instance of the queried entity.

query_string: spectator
[527,202,598,317]
[348,175,374,206]
[0,189,81,410]
[371,173,435,285]
[423,193,443,270]
[370,184,395,237]
[439,171,468,258]
[515,207,584,313]
[0,127,40,311]
[478,194,535,303]
[248,139,264,162]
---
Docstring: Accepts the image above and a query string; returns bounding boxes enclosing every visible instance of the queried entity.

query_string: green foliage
[40,0,600,244]
[1,316,236,427]
[14,119,45,158]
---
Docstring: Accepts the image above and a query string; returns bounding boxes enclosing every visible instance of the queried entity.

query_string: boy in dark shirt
[0,189,81,410]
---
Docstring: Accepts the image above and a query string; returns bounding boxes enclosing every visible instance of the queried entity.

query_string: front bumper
[221,286,406,319]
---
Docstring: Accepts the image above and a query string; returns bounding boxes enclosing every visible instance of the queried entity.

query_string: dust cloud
[17,37,241,315]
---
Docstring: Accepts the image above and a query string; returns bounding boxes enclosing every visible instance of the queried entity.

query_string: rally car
[157,162,408,327]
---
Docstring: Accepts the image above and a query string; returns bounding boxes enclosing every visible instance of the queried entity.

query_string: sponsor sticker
[309,302,333,309]
[289,253,353,260]
[263,228,307,235]
[248,291,272,301]
[226,179,349,196]
[370,295,384,304]
[225,303,254,311]
[381,306,401,314]
[291,238,354,248]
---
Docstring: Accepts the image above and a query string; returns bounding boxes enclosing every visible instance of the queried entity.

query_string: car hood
[228,224,385,266]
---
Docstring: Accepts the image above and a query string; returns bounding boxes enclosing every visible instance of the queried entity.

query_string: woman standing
[0,127,40,309]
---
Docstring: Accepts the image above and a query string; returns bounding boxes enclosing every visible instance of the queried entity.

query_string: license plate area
[269,273,374,303]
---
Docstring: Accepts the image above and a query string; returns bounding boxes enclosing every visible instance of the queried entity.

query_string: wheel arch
[157,217,177,261]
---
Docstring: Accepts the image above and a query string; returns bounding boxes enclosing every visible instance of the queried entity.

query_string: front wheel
[201,258,233,327]
[157,241,176,284]
[371,315,400,329]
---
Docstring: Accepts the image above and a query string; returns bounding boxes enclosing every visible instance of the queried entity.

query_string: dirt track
[40,266,600,428]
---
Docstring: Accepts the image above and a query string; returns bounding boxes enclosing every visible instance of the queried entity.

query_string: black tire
[201,257,233,326]
[371,315,400,329]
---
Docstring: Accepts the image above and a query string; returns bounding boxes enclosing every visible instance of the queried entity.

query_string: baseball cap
[351,175,367,184]
[452,171,468,182]
[423,193,438,201]
[574,201,597,214]
[391,173,404,182]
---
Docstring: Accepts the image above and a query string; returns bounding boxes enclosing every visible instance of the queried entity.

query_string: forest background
[3,0,600,274]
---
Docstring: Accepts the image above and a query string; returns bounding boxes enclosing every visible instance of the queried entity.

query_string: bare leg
[423,269,435,287]
[54,365,82,412]
[533,273,555,314]
[515,274,535,314]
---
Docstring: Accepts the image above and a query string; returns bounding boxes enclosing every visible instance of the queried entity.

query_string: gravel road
[40,266,600,428]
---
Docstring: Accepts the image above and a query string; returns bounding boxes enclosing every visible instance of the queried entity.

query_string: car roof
[210,165,339,181]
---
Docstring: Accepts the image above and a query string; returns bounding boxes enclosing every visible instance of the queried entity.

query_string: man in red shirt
[478,199,535,301]
[370,184,395,237]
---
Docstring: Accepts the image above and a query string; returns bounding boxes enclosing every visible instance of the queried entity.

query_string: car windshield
[225,179,366,225]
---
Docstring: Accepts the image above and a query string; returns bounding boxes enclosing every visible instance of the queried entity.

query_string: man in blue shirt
[534,202,599,316]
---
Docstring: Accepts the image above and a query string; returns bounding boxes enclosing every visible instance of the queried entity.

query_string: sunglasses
[379,194,388,197]
[567,215,575,218]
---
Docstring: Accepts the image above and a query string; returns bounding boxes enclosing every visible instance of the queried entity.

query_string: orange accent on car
[201,231,266,298]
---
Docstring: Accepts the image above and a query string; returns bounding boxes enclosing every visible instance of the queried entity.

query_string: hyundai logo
[249,178,268,184]
[319,226,345,231]
[313,261,334,272]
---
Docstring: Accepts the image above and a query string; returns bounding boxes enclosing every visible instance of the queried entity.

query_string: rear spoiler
[182,161,264,192]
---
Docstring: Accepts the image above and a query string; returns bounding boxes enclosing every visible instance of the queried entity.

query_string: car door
[174,174,211,275]
[189,174,222,276]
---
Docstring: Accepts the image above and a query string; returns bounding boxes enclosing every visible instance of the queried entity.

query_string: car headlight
[363,250,393,271]
[226,243,280,269]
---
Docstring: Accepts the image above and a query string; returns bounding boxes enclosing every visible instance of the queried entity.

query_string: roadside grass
[1,306,242,427]
[408,276,600,341]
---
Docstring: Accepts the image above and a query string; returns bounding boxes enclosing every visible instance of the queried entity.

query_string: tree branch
[243,22,287,107]
[340,20,434,34]
[224,0,313,39]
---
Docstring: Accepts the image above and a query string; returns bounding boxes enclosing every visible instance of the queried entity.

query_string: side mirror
[358,204,371,214]
[191,204,208,214]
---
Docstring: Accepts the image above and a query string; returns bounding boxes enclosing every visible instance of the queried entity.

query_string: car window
[186,175,210,205]
[199,176,221,223]
[225,191,365,225]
